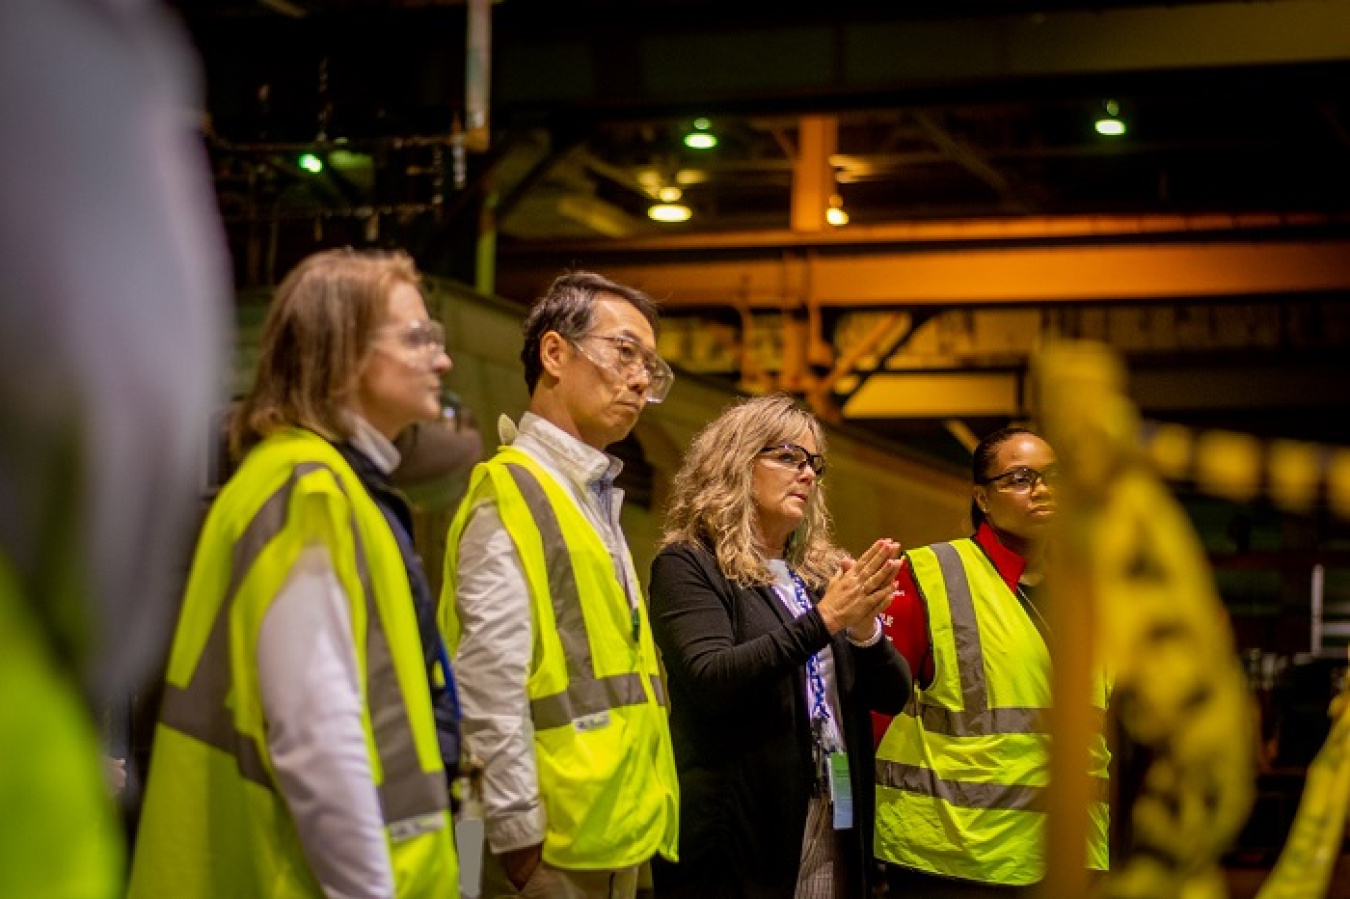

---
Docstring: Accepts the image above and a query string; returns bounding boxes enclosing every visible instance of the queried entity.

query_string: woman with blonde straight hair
[131,248,462,898]
[649,394,913,899]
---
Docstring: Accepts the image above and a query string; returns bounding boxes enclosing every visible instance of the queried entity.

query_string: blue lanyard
[786,572,841,751]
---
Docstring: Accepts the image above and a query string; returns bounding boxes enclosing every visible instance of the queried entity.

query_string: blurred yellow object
[1330,451,1350,521]
[1268,440,1321,515]
[1253,661,1350,899]
[0,558,123,899]
[1147,423,1195,483]
[1195,430,1263,503]
[1035,341,1254,899]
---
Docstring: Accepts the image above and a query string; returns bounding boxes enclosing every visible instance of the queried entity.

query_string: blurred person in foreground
[441,272,678,899]
[874,427,1110,897]
[129,250,461,898]
[649,394,912,899]
[0,0,227,894]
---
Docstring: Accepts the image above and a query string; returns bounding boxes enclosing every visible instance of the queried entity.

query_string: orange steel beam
[513,240,1350,308]
[839,360,1350,420]
[790,117,837,234]
[497,212,1349,255]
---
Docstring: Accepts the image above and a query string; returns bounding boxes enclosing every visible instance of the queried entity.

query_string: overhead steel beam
[841,360,1350,420]
[498,211,1350,254]
[846,372,1022,418]
[494,1,1350,116]
[497,237,1350,309]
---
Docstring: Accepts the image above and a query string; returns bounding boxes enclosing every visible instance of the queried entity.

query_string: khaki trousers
[483,852,640,899]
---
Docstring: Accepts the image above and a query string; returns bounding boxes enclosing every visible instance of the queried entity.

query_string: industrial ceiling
[171,0,1350,463]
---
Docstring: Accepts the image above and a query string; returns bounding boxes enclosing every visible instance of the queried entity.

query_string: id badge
[827,752,853,830]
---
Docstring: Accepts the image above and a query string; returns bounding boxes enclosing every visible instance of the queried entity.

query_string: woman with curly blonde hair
[649,394,913,899]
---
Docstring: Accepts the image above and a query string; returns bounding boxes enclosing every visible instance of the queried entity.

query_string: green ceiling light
[648,202,692,223]
[298,153,324,173]
[1094,99,1126,137]
[683,117,718,150]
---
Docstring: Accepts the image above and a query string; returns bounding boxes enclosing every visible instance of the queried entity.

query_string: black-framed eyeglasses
[758,443,827,477]
[569,333,675,403]
[978,464,1060,493]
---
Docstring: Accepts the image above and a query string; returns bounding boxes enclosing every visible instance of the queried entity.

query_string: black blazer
[649,541,913,899]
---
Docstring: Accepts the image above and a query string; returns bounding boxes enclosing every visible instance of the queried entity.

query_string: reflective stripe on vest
[877,540,1109,811]
[894,542,1105,739]
[502,463,666,730]
[159,461,446,829]
[877,760,1111,812]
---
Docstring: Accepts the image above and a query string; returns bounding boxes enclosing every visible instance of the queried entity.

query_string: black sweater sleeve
[845,633,913,717]
[649,543,833,715]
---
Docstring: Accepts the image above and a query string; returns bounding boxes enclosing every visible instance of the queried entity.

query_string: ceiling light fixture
[648,202,692,223]
[683,117,718,150]
[1094,99,1126,137]
[826,193,849,227]
[657,186,683,202]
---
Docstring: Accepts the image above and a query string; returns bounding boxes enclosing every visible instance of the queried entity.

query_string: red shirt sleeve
[871,555,934,745]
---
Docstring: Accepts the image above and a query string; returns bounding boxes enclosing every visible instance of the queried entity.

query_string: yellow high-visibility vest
[442,447,679,870]
[129,429,458,898]
[0,556,123,899]
[875,538,1110,886]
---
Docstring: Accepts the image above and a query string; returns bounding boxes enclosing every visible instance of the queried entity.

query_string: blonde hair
[660,394,844,590]
[230,248,421,458]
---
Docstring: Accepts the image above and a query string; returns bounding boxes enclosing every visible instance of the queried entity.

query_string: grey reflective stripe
[876,759,1110,810]
[935,542,989,718]
[531,672,650,730]
[503,463,657,730]
[504,464,593,681]
[910,541,1074,737]
[649,672,668,708]
[906,704,1047,736]
[160,462,327,788]
[161,459,446,827]
[349,498,448,826]
[907,703,1108,737]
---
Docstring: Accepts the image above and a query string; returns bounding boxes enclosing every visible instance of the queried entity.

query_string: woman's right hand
[816,538,902,636]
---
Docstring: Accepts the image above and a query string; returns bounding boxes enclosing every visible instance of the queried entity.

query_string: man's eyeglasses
[758,443,827,478]
[569,333,675,404]
[978,464,1060,493]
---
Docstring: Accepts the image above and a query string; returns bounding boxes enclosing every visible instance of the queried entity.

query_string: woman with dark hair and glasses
[648,394,912,899]
[873,427,1111,897]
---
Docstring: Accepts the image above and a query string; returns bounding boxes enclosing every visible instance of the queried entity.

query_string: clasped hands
[817,538,902,641]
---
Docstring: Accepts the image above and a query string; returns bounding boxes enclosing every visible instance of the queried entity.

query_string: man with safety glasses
[440,272,679,899]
